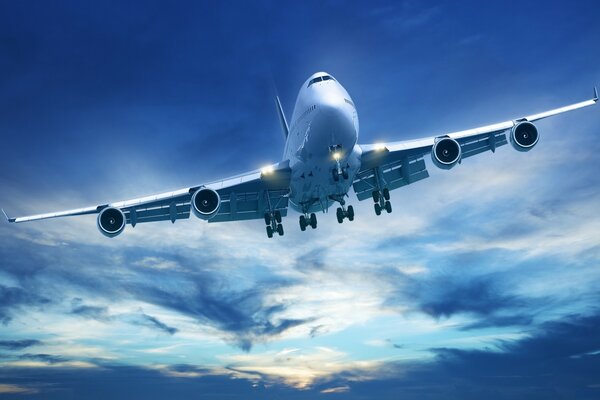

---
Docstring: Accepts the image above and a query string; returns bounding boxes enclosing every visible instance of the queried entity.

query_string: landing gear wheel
[264,213,271,225]
[266,225,274,238]
[382,188,390,201]
[277,224,284,236]
[274,210,282,223]
[299,215,307,231]
[310,213,317,229]
[336,207,344,223]
[384,201,392,213]
[372,191,380,203]
[332,169,340,182]
[342,168,349,180]
[374,203,382,216]
[347,205,354,221]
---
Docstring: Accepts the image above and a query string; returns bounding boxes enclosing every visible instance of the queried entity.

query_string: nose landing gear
[332,167,349,182]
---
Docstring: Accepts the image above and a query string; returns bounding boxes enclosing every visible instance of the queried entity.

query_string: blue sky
[1,0,600,398]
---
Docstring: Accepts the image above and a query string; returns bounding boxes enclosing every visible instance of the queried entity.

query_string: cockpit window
[307,75,335,87]
[308,77,322,87]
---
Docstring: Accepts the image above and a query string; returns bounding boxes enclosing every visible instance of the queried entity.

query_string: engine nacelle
[510,121,539,152]
[432,136,462,170]
[191,188,221,220]
[97,207,126,238]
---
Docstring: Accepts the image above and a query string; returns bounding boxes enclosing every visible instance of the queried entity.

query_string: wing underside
[354,89,596,201]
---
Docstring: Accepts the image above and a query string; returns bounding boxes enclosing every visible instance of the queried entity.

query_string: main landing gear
[336,205,354,223]
[264,210,284,238]
[372,188,392,216]
[329,195,355,224]
[299,213,317,231]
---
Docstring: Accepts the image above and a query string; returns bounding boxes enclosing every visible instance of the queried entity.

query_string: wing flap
[459,131,508,159]
[208,189,289,223]
[353,158,429,201]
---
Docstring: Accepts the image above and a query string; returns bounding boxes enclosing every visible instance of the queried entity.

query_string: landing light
[374,143,387,151]
[261,165,275,175]
[333,152,341,161]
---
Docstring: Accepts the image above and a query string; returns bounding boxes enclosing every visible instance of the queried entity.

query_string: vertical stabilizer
[275,96,289,139]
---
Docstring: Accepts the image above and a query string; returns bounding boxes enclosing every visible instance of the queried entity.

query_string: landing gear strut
[264,210,284,238]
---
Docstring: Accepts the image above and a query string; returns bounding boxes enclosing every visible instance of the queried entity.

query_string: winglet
[594,86,598,102]
[1,208,15,223]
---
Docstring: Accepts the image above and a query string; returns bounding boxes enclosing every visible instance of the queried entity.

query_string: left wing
[3,160,291,236]
[353,89,598,201]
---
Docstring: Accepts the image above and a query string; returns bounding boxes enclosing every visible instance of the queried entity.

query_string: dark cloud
[415,275,525,318]
[123,270,306,350]
[0,339,41,350]
[136,314,178,335]
[0,285,50,325]
[71,305,111,321]
[19,353,66,364]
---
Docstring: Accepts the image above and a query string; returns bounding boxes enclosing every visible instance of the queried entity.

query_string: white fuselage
[284,72,361,214]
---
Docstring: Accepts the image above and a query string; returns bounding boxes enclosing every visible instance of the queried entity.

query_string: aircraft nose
[314,96,356,151]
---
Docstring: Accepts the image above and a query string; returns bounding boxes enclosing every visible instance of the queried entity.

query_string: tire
[347,205,354,221]
[310,213,317,229]
[332,169,339,182]
[266,225,273,238]
[277,224,284,236]
[385,201,392,213]
[274,210,282,223]
[336,207,344,223]
[299,215,306,231]
[372,191,380,203]
[342,168,349,179]
[374,203,382,216]
[382,188,390,201]
[264,212,271,225]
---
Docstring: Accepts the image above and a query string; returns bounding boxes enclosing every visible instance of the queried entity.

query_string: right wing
[353,88,598,201]
[3,160,291,229]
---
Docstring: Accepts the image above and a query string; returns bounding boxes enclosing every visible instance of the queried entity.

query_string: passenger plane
[3,72,598,238]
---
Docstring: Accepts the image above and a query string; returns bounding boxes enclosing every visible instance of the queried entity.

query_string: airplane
[2,72,598,238]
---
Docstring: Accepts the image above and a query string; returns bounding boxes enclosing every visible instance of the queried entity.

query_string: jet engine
[191,188,221,220]
[97,207,126,238]
[432,136,462,170]
[509,121,539,152]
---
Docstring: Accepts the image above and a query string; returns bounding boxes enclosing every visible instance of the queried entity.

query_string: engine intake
[432,137,461,169]
[97,207,126,238]
[510,121,539,152]
[191,188,221,220]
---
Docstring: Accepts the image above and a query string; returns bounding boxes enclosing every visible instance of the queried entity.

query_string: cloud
[0,339,41,350]
[413,275,528,319]
[0,384,39,395]
[18,353,66,364]
[136,313,178,335]
[0,285,50,324]
[71,304,111,321]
